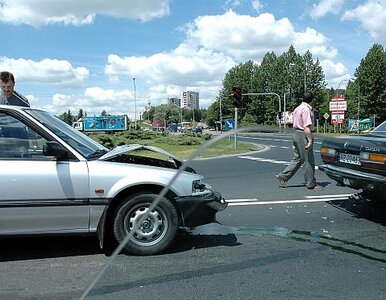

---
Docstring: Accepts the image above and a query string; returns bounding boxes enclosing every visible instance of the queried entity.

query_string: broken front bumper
[176,191,227,227]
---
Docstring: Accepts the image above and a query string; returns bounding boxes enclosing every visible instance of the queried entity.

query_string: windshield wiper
[87,149,108,159]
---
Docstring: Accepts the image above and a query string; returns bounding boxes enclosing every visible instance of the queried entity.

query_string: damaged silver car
[0,105,227,255]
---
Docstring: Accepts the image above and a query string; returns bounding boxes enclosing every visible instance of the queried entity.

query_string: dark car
[192,126,203,133]
[319,120,386,200]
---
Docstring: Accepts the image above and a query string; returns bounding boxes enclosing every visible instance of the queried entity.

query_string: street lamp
[304,60,307,93]
[336,78,348,96]
[133,77,136,129]
[349,77,360,132]
[283,92,290,133]
[334,78,349,133]
[219,95,222,129]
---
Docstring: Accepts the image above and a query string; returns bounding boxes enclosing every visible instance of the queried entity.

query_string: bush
[97,135,114,148]
[88,129,213,148]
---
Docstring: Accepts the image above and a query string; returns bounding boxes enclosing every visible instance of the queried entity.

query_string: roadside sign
[329,98,347,111]
[331,112,345,124]
[225,119,234,130]
[323,113,329,120]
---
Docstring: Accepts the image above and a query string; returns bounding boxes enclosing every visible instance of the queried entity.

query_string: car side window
[0,112,49,160]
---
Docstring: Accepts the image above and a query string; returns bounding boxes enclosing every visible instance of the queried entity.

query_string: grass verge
[88,131,261,160]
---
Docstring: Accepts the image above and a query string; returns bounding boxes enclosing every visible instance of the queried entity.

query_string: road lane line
[238,155,323,169]
[226,196,350,206]
[238,155,290,164]
[305,194,353,199]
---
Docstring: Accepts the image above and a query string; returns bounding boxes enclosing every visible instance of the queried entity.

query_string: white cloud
[0,57,89,87]
[0,6,353,115]
[104,44,236,108]
[184,11,295,61]
[49,87,135,117]
[309,0,345,19]
[0,0,170,27]
[342,0,386,43]
[106,44,235,85]
[320,59,351,87]
[251,0,264,12]
[294,28,338,59]
[99,10,348,113]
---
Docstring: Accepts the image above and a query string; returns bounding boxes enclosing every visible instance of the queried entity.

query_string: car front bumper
[175,191,227,227]
[319,164,386,192]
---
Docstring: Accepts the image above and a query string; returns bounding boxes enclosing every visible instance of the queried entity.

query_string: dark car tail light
[320,147,337,163]
[360,152,386,171]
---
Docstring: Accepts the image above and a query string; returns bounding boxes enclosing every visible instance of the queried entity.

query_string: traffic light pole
[234,107,238,149]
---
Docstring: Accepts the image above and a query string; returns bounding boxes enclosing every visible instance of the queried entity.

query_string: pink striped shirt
[292,102,314,131]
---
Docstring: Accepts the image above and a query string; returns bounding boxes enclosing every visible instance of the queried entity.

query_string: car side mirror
[43,141,69,159]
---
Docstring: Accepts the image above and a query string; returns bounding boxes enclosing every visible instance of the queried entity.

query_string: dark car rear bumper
[176,191,227,227]
[319,164,386,192]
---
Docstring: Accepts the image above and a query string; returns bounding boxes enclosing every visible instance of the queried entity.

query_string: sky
[0,0,385,119]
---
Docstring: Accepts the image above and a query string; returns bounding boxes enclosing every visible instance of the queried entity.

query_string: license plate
[338,153,360,165]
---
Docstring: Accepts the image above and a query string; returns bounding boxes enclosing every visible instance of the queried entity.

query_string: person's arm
[304,125,313,149]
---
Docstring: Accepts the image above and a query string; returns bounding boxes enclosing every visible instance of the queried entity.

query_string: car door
[0,111,90,235]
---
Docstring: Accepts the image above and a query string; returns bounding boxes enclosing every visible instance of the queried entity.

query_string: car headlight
[192,179,212,194]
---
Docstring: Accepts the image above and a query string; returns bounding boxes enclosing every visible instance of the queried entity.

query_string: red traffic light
[232,87,242,108]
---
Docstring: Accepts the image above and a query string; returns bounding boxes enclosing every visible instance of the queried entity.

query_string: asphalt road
[1,132,385,299]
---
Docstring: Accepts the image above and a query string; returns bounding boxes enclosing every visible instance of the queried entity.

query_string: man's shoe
[308,184,323,190]
[275,175,287,188]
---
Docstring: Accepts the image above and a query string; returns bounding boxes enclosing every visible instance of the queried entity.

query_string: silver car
[0,105,227,255]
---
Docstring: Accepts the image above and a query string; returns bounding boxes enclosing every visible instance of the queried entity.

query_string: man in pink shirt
[276,92,323,190]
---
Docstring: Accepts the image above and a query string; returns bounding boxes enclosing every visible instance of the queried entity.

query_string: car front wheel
[113,192,178,255]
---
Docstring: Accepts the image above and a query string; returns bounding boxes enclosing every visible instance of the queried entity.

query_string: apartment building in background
[168,97,180,107]
[180,91,199,109]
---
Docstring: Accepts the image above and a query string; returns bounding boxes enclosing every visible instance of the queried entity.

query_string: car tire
[113,192,178,255]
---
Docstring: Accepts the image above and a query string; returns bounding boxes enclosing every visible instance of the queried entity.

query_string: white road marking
[239,136,292,143]
[238,155,321,169]
[304,194,353,199]
[238,155,290,164]
[226,194,351,206]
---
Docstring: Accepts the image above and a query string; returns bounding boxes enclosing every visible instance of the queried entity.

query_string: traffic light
[232,87,242,108]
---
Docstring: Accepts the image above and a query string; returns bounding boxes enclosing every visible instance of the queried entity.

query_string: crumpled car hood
[98,144,183,166]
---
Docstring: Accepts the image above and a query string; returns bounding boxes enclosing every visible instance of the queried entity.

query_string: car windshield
[25,109,108,158]
[371,120,386,135]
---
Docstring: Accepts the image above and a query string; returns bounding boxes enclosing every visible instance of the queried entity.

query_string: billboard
[83,115,128,131]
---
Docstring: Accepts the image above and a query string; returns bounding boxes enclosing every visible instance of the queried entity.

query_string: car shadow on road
[169,230,240,254]
[329,197,386,226]
[0,235,103,262]
[0,229,240,261]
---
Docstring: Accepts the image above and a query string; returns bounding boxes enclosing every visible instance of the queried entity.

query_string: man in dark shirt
[0,71,30,107]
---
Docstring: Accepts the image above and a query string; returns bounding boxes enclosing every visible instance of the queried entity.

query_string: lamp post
[304,60,307,93]
[357,89,361,133]
[283,92,290,133]
[147,99,150,122]
[219,96,222,131]
[284,63,294,133]
[349,77,360,133]
[133,77,137,129]
[336,79,348,96]
[334,79,349,133]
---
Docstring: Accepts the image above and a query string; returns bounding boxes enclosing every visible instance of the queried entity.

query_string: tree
[209,46,328,126]
[77,109,84,120]
[349,44,386,122]
[58,110,75,125]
